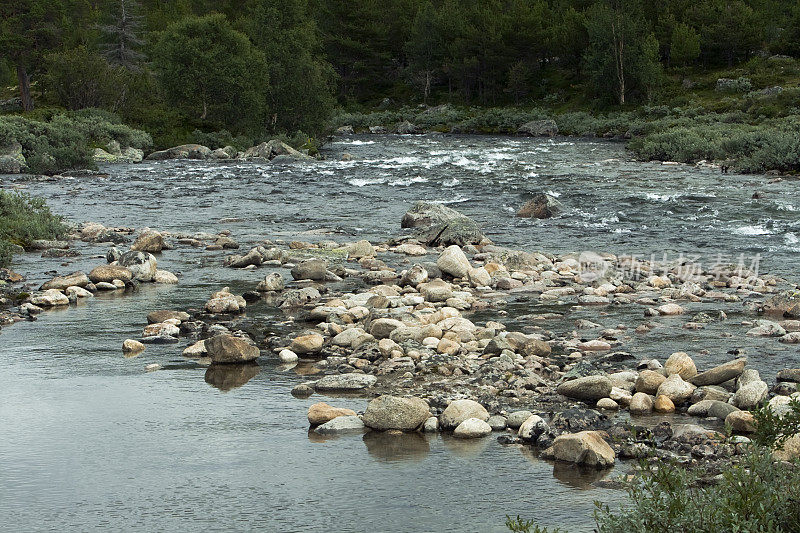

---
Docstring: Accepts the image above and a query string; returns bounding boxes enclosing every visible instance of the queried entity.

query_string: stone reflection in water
[204,362,261,391]
[551,460,612,489]
[441,433,491,459]
[363,431,430,463]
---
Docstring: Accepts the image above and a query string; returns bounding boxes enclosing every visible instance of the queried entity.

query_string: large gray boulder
[0,141,27,173]
[762,291,800,318]
[401,202,487,247]
[690,358,747,386]
[516,193,563,219]
[362,395,431,431]
[146,144,211,160]
[40,271,89,290]
[517,119,558,137]
[118,251,157,281]
[241,139,311,161]
[549,431,615,468]
[314,374,377,392]
[557,375,613,402]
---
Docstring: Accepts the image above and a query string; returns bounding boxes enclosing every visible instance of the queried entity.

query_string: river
[1,134,799,532]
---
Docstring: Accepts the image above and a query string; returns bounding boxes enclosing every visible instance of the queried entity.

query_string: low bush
[0,111,151,174]
[0,191,67,267]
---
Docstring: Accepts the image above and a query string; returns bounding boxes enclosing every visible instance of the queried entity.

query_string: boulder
[419,280,453,302]
[205,334,260,363]
[732,380,768,410]
[290,333,324,354]
[629,392,654,414]
[88,264,133,284]
[122,339,146,355]
[440,399,489,430]
[654,395,675,413]
[517,119,558,137]
[182,340,207,358]
[30,289,69,307]
[762,291,800,318]
[131,230,164,253]
[517,414,548,442]
[307,402,357,426]
[369,318,405,340]
[291,259,328,281]
[773,434,800,462]
[401,202,486,247]
[0,141,27,173]
[314,416,366,435]
[550,431,615,468]
[40,271,89,290]
[314,374,377,392]
[516,193,563,219]
[118,251,157,281]
[241,139,311,161]
[347,240,375,259]
[507,410,533,429]
[557,375,613,402]
[777,369,800,383]
[205,288,246,314]
[437,245,472,278]
[362,395,431,431]
[664,352,697,380]
[146,144,211,160]
[726,411,756,433]
[656,374,696,405]
[257,272,285,292]
[278,349,299,363]
[690,358,747,386]
[453,418,493,439]
[154,270,178,284]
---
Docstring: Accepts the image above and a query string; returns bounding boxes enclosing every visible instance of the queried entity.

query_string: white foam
[732,225,772,236]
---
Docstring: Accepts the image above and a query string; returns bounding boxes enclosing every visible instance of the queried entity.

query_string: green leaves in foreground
[0,190,67,267]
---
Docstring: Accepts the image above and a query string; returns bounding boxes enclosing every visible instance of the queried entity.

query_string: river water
[1,135,799,532]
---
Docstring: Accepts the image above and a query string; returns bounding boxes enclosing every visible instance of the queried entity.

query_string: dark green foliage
[0,191,67,267]
[152,14,269,136]
[0,111,151,174]
[505,515,563,533]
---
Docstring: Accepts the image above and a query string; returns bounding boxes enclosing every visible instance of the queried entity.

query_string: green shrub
[0,191,67,267]
[0,112,151,174]
[190,129,253,150]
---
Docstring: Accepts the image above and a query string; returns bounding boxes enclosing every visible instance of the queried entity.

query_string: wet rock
[549,431,615,468]
[314,373,377,392]
[557,375,613,402]
[291,259,328,281]
[291,383,314,397]
[227,248,263,268]
[369,318,405,340]
[40,271,89,290]
[205,288,246,314]
[205,334,260,363]
[401,201,486,247]
[762,291,800,318]
[307,402,357,426]
[440,399,490,430]
[30,289,70,307]
[147,310,189,324]
[516,193,563,219]
[89,264,133,284]
[314,415,366,435]
[747,319,786,337]
[453,418,492,439]
[131,230,164,253]
[664,352,697,380]
[182,340,207,358]
[423,417,439,432]
[154,270,178,284]
[518,414,548,442]
[690,358,747,386]
[657,303,684,316]
[395,243,428,256]
[122,339,145,355]
[654,395,675,413]
[118,251,157,281]
[597,398,619,410]
[241,139,311,161]
[278,349,299,363]
[290,333,324,354]
[147,144,211,160]
[257,272,285,292]
[362,395,431,431]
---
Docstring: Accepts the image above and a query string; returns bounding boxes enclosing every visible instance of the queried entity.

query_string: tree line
[1,0,798,144]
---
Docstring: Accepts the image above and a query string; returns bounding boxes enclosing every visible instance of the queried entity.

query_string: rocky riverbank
[3,198,799,481]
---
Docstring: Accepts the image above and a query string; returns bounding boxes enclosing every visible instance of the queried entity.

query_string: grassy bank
[0,191,68,268]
